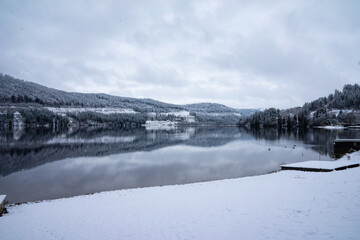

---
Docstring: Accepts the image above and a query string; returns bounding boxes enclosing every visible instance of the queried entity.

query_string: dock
[281,160,360,172]
[0,195,6,216]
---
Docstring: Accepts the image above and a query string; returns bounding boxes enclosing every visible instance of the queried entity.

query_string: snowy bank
[1,153,360,240]
[46,107,137,115]
[313,125,346,129]
[281,155,360,171]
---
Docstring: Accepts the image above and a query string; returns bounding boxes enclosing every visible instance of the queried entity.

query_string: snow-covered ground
[46,107,137,115]
[281,157,360,170]
[314,125,346,129]
[310,109,356,118]
[167,111,196,123]
[148,111,196,123]
[329,109,354,117]
[1,153,359,240]
[144,120,178,130]
[0,195,5,204]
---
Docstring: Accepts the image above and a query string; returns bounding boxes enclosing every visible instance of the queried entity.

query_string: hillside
[185,103,251,114]
[239,84,360,128]
[0,74,184,111]
[0,74,254,127]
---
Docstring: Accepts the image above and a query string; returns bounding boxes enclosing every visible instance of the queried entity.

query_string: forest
[238,83,360,128]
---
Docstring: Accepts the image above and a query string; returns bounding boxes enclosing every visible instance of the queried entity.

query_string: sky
[0,0,359,109]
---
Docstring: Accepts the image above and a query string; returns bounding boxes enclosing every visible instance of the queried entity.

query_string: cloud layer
[1,0,359,108]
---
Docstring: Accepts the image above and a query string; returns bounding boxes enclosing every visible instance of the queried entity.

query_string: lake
[1,126,359,203]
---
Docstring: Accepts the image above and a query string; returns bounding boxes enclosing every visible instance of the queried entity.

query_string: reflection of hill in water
[0,127,243,176]
[240,127,360,158]
[185,127,245,147]
[1,126,360,177]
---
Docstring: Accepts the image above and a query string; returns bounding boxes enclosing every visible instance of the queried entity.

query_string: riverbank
[1,153,359,240]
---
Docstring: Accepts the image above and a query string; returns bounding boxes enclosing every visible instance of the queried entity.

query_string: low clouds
[0,0,359,108]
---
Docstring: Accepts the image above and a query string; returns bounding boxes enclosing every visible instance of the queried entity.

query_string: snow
[168,110,190,117]
[329,109,354,117]
[143,120,178,130]
[281,157,360,170]
[314,125,346,129]
[46,107,137,115]
[1,153,360,240]
[329,109,341,117]
[0,195,5,203]
[310,109,356,119]
[12,111,24,127]
[309,111,315,118]
[168,111,196,123]
[148,111,196,123]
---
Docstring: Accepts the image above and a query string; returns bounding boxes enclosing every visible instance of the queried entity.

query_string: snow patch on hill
[163,111,196,123]
[46,107,137,115]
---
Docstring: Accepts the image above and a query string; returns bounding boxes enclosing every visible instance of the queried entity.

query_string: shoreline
[1,152,359,240]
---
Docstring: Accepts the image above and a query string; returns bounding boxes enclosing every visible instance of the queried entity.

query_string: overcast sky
[0,0,359,109]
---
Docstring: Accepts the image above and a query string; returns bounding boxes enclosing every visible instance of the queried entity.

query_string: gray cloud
[0,0,359,108]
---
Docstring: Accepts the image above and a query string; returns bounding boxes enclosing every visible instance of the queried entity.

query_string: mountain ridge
[0,73,256,126]
[0,74,250,113]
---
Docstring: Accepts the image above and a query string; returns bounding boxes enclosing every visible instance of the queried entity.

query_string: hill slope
[0,74,254,126]
[239,83,360,127]
[0,74,184,112]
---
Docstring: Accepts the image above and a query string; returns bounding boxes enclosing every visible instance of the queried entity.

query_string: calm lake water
[1,126,359,203]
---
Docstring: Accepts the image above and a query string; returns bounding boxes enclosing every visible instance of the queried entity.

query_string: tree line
[0,108,69,128]
[238,83,360,128]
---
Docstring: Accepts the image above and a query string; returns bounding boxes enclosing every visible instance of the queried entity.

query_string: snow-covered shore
[1,153,360,240]
[313,125,346,129]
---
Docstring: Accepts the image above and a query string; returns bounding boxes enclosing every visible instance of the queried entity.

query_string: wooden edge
[334,164,360,171]
[0,195,7,216]
[280,166,333,172]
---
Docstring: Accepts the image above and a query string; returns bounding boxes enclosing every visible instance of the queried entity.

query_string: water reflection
[241,127,360,158]
[0,126,359,203]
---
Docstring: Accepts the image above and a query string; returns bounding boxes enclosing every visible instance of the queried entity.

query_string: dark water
[1,126,359,204]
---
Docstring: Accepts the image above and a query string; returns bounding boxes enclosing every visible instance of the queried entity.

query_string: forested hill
[238,83,360,128]
[0,74,183,112]
[0,74,253,126]
[303,84,360,111]
[185,103,257,115]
